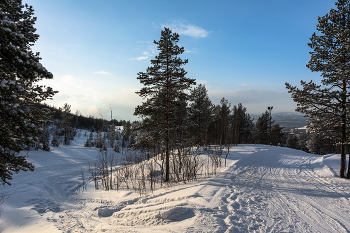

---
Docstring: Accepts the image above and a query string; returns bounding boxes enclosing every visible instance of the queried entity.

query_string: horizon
[26,0,334,120]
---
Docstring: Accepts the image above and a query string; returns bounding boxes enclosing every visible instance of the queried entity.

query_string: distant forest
[33,102,126,131]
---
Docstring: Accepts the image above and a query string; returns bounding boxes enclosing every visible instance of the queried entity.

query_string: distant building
[115,126,124,131]
[290,126,308,134]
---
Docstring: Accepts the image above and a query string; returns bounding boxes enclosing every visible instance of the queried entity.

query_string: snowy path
[225,146,350,232]
[1,141,350,232]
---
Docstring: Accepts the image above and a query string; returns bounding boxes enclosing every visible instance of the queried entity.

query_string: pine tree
[188,84,213,147]
[95,131,105,149]
[84,131,94,147]
[134,27,196,182]
[218,98,231,147]
[121,121,132,148]
[270,124,284,146]
[59,103,73,145]
[207,105,222,145]
[285,0,350,178]
[231,103,254,145]
[108,124,116,148]
[287,134,299,149]
[38,125,50,151]
[254,111,273,145]
[0,0,57,185]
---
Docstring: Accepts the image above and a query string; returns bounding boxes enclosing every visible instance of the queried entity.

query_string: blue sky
[26,0,333,120]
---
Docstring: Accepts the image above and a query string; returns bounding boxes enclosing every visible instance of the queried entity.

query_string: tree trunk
[340,80,346,178]
[165,135,170,182]
[346,145,350,179]
[165,48,170,182]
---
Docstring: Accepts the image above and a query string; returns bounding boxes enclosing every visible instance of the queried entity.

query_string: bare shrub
[89,145,225,196]
[0,193,8,218]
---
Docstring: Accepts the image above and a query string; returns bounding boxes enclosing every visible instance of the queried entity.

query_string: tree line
[131,27,287,183]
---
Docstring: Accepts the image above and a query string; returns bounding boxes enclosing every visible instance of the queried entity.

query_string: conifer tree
[38,125,50,151]
[286,134,299,149]
[231,103,254,145]
[286,0,350,178]
[134,27,196,182]
[84,131,94,147]
[0,0,57,185]
[254,111,273,145]
[189,84,213,147]
[218,98,231,147]
[59,103,73,145]
[108,124,116,148]
[207,105,222,145]
[95,131,105,149]
[270,124,284,146]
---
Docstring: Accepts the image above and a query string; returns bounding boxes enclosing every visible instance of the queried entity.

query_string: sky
[25,0,334,121]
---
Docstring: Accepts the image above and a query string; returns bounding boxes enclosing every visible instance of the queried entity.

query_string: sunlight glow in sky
[26,0,333,120]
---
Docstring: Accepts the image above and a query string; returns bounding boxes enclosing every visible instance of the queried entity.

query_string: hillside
[251,112,309,130]
[0,134,349,232]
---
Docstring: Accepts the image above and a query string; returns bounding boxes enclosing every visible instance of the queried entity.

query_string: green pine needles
[134,28,196,182]
[0,0,57,185]
[286,0,350,178]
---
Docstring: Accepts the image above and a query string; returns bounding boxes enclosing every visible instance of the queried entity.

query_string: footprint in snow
[227,201,240,212]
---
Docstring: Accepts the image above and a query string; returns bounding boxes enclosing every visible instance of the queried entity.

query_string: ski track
[1,142,350,232]
[227,146,350,233]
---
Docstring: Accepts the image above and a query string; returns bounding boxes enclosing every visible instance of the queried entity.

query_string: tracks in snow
[3,144,350,233]
[227,146,350,233]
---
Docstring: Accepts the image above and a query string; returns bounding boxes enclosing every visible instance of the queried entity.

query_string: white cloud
[184,48,199,53]
[94,71,112,75]
[133,56,148,61]
[163,20,210,38]
[196,80,207,85]
[42,82,142,120]
[239,83,260,87]
[60,75,76,85]
[132,44,158,61]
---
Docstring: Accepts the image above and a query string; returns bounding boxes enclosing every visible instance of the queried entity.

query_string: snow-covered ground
[1,135,350,232]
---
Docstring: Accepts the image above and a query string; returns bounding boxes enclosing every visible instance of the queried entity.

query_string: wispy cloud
[184,48,199,53]
[162,20,210,38]
[132,44,157,61]
[132,56,148,61]
[60,75,76,84]
[94,71,112,75]
[197,80,207,85]
[239,83,260,87]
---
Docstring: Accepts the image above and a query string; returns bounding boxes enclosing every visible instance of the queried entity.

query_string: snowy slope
[1,135,350,233]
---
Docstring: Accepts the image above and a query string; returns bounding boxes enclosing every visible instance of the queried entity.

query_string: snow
[1,135,350,232]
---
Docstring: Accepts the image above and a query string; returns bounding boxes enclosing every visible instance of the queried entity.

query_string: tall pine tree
[134,28,196,182]
[231,103,254,145]
[254,111,271,145]
[59,103,73,145]
[286,0,350,178]
[189,84,213,147]
[0,0,57,185]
